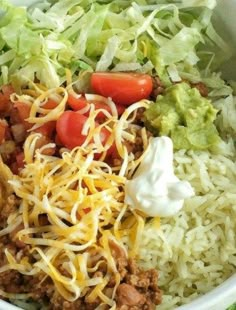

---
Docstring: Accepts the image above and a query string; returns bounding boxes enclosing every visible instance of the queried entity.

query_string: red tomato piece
[56,111,88,149]
[33,121,56,138]
[0,93,9,112]
[10,162,19,175]
[4,125,12,140]
[116,104,126,116]
[0,84,14,112]
[56,111,112,151]
[16,152,25,169]
[0,121,7,144]
[41,99,58,109]
[85,101,126,119]
[68,94,126,119]
[67,94,88,111]
[10,151,25,174]
[1,84,14,97]
[83,207,91,214]
[14,102,32,129]
[91,72,153,105]
[0,121,7,142]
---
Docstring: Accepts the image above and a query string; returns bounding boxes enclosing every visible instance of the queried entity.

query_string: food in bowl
[0,0,235,309]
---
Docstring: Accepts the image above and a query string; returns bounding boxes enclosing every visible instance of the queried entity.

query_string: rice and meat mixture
[0,220,161,310]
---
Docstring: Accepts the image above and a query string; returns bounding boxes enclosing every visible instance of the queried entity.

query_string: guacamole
[144,82,221,150]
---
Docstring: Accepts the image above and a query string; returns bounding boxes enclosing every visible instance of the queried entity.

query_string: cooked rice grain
[138,140,236,309]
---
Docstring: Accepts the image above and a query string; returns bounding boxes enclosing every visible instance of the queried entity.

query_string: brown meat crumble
[0,82,164,310]
[0,194,162,310]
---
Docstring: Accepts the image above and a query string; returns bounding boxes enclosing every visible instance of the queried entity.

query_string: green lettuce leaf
[0,0,232,92]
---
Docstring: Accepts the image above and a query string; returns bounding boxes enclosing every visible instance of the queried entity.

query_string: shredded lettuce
[213,95,236,139]
[0,0,233,93]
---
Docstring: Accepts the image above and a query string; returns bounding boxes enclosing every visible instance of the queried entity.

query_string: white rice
[138,139,236,309]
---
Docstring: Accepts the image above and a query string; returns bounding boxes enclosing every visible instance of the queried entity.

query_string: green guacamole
[144,82,221,150]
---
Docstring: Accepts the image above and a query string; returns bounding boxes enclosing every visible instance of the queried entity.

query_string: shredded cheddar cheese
[0,84,153,306]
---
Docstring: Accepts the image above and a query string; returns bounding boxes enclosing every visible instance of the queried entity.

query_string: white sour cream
[124,136,194,217]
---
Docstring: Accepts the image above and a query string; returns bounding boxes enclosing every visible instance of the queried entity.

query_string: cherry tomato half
[67,94,87,111]
[68,94,126,119]
[56,111,112,151]
[88,101,126,119]
[91,72,153,106]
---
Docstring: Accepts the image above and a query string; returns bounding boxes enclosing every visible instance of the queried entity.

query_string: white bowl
[0,1,235,309]
[177,0,236,308]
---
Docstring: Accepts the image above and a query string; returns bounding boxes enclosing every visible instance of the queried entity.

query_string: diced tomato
[85,101,110,119]
[0,84,14,113]
[77,207,92,220]
[83,207,91,214]
[68,94,126,119]
[10,162,19,175]
[56,111,114,153]
[14,102,31,121]
[1,85,14,97]
[0,93,9,112]
[91,72,153,105]
[16,152,25,169]
[4,125,12,140]
[10,150,25,175]
[84,101,126,119]
[0,120,7,144]
[33,121,56,138]
[116,104,126,116]
[41,99,58,109]
[14,102,32,129]
[67,94,88,111]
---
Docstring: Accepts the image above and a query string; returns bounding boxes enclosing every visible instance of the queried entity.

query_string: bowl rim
[0,1,235,310]
[0,274,236,310]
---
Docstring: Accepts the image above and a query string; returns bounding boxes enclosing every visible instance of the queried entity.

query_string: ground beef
[191,82,208,97]
[116,283,146,307]
[50,292,102,310]
[0,270,23,296]
[115,259,162,309]
[0,268,55,303]
[25,274,55,303]
[0,150,161,310]
[113,126,153,167]
[50,293,83,310]
[0,186,161,309]
[0,194,18,228]
[109,240,162,309]
[150,76,165,100]
[0,237,162,310]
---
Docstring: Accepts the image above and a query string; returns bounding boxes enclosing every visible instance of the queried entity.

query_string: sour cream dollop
[124,136,194,217]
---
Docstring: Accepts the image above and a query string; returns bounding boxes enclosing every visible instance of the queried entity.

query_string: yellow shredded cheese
[0,84,154,306]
